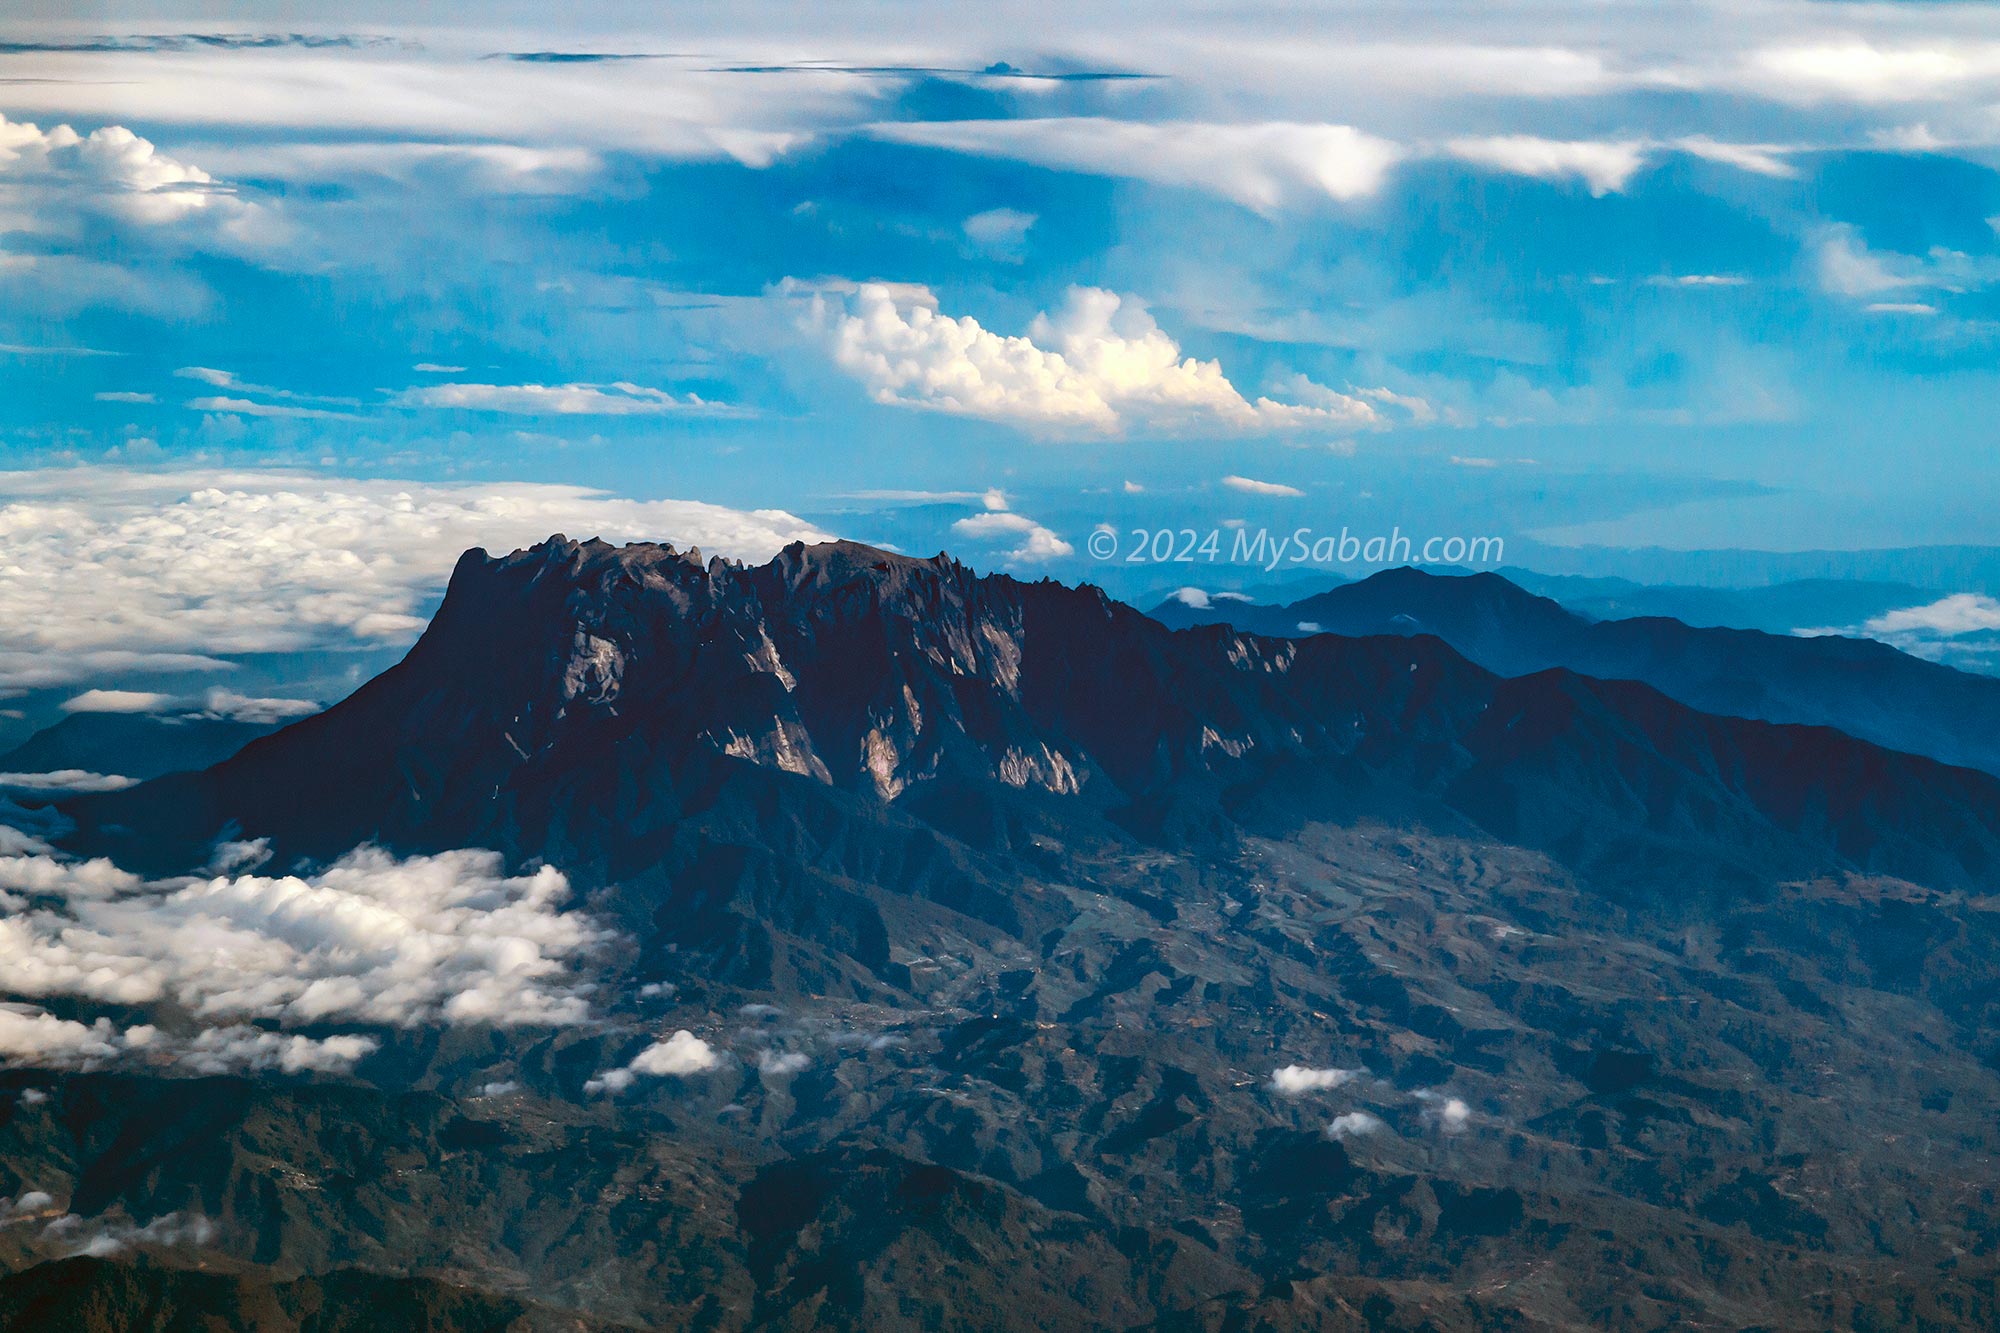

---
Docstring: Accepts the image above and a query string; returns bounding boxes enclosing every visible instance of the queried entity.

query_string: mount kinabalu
[70,537,2000,894]
[1150,564,2000,778]
[27,536,2000,1330]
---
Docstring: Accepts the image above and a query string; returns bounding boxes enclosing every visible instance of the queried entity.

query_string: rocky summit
[12,536,2000,1330]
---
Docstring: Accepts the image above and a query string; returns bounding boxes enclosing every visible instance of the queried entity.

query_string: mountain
[1498,570,1939,637]
[1150,565,2000,777]
[0,1255,619,1333]
[23,537,2000,1329]
[68,538,2000,900]
[0,712,290,784]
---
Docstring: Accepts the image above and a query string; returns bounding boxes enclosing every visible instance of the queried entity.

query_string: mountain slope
[1151,565,2000,777]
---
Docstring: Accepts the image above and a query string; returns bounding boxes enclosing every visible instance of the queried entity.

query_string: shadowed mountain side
[1150,566,2000,778]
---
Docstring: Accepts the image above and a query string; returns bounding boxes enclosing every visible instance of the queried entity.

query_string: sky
[2,1,2000,721]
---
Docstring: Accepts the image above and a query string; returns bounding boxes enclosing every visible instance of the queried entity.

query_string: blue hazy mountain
[1150,565,2000,777]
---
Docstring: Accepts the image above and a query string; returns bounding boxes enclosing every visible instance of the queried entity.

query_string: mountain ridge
[68,536,2000,902]
[1151,564,2000,777]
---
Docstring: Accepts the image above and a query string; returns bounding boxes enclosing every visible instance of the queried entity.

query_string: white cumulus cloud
[0,844,612,1031]
[1417,1089,1473,1132]
[809,282,1380,437]
[587,1029,723,1093]
[0,1004,375,1076]
[1270,1064,1359,1095]
[1327,1111,1385,1140]
[0,112,237,228]
[950,508,1073,564]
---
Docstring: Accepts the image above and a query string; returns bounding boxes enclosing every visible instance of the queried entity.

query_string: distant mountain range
[0,711,289,783]
[17,537,2000,1329]
[1499,570,1937,636]
[1150,565,2000,778]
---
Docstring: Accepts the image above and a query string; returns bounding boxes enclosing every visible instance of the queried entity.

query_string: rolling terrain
[4,538,1997,1330]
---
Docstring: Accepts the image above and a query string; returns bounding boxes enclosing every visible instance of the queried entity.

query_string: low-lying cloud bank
[0,468,832,691]
[0,1005,377,1075]
[0,836,616,1076]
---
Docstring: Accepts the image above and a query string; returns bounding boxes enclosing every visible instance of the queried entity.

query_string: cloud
[0,468,831,690]
[391,381,736,416]
[0,843,613,1031]
[1816,226,1921,297]
[60,689,175,714]
[42,1209,218,1258]
[875,121,1802,209]
[200,689,320,724]
[0,770,136,794]
[1815,223,2000,299]
[874,119,1403,211]
[0,1189,55,1224]
[951,508,1073,563]
[186,396,360,421]
[0,44,870,163]
[1647,273,1749,288]
[1742,41,2000,105]
[1673,136,1797,179]
[1866,594,2000,637]
[56,687,318,724]
[0,1004,375,1076]
[193,141,603,197]
[1327,1111,1385,1140]
[0,848,139,902]
[758,1049,810,1078]
[1223,475,1305,498]
[93,391,155,404]
[587,1029,722,1093]
[1171,587,1211,609]
[809,282,1381,437]
[1443,136,1647,195]
[1270,1064,1359,1095]
[962,207,1036,260]
[1416,1089,1472,1132]
[0,112,236,227]
[1800,593,2000,671]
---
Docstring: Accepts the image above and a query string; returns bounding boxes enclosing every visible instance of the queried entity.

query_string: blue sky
[3,1,1999,593]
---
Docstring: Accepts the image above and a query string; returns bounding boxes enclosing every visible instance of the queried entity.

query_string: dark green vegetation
[10,539,2000,1330]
